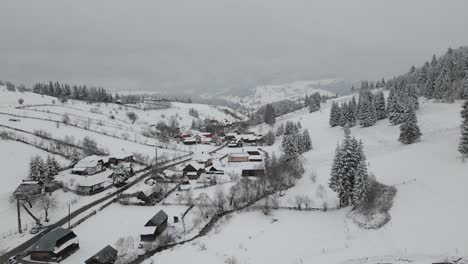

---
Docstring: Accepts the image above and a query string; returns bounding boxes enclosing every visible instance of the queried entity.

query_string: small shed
[85,245,118,264]
[14,180,43,199]
[140,210,168,241]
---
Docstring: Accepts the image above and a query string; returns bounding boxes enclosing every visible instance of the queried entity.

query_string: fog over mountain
[1,0,468,96]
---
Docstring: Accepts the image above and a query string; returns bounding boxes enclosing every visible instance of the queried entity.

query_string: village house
[71,155,108,176]
[14,180,43,199]
[183,137,197,145]
[140,210,168,242]
[28,227,79,262]
[182,161,205,180]
[228,139,243,148]
[108,151,134,165]
[85,245,118,264]
[193,152,213,167]
[247,150,263,162]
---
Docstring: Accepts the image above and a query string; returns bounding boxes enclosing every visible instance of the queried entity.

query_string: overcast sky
[1,0,468,95]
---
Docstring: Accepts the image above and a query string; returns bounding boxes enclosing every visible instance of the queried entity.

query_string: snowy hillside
[223,80,337,109]
[145,97,468,264]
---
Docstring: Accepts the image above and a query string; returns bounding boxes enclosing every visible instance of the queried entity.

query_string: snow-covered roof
[229,153,250,158]
[229,161,265,170]
[111,149,133,160]
[75,155,108,168]
[193,152,212,163]
[184,137,196,142]
[59,169,114,187]
[185,161,204,170]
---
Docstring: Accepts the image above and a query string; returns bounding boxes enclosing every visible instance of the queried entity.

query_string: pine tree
[459,100,468,157]
[276,123,285,136]
[329,102,340,127]
[352,141,371,206]
[338,102,349,127]
[398,106,422,144]
[284,121,298,136]
[29,155,42,180]
[302,129,312,152]
[264,104,276,125]
[346,97,357,127]
[434,59,452,100]
[374,91,387,120]
[463,57,468,99]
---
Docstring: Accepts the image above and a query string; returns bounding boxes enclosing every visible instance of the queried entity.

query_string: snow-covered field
[0,140,68,238]
[144,98,468,263]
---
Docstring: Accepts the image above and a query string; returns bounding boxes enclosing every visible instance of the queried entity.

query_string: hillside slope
[223,80,337,109]
[147,97,468,263]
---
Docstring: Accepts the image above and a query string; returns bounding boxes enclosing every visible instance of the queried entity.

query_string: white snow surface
[146,97,468,263]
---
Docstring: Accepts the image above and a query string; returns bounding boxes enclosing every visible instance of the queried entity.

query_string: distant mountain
[220,79,352,109]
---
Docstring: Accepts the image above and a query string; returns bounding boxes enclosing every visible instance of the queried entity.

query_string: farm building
[247,150,263,161]
[59,170,114,195]
[182,161,205,180]
[108,150,134,165]
[228,153,250,162]
[28,227,79,262]
[13,180,43,199]
[140,210,168,241]
[183,137,197,145]
[85,245,118,264]
[241,162,266,177]
[71,155,108,176]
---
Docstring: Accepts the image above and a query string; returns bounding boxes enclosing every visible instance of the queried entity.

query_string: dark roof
[30,227,74,252]
[144,210,168,227]
[85,245,118,264]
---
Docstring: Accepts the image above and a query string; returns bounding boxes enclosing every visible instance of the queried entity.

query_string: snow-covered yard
[143,98,468,263]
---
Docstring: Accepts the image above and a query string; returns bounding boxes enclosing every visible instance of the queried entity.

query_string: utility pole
[154,146,158,177]
[68,203,70,228]
[17,199,22,234]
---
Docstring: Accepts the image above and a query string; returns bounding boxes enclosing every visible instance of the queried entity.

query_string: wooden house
[140,210,168,241]
[182,161,205,180]
[183,137,197,145]
[85,245,118,264]
[71,155,107,175]
[29,227,79,262]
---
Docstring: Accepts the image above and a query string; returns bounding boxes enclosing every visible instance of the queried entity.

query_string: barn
[85,245,118,264]
[140,210,168,241]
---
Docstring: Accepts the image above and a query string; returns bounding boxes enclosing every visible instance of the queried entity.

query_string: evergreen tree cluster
[329,127,371,207]
[387,79,419,126]
[33,81,114,103]
[281,121,312,178]
[29,155,61,181]
[329,85,386,128]
[305,92,322,113]
[384,47,468,102]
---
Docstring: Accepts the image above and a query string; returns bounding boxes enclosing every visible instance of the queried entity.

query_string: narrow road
[0,143,227,262]
[0,156,191,263]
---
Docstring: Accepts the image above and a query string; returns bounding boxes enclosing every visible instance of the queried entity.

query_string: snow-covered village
[1,1,468,264]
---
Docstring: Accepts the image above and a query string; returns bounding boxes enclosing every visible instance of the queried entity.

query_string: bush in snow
[18,98,24,105]
[262,130,275,146]
[126,111,138,124]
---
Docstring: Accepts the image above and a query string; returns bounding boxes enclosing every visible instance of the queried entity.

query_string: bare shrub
[309,170,317,183]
